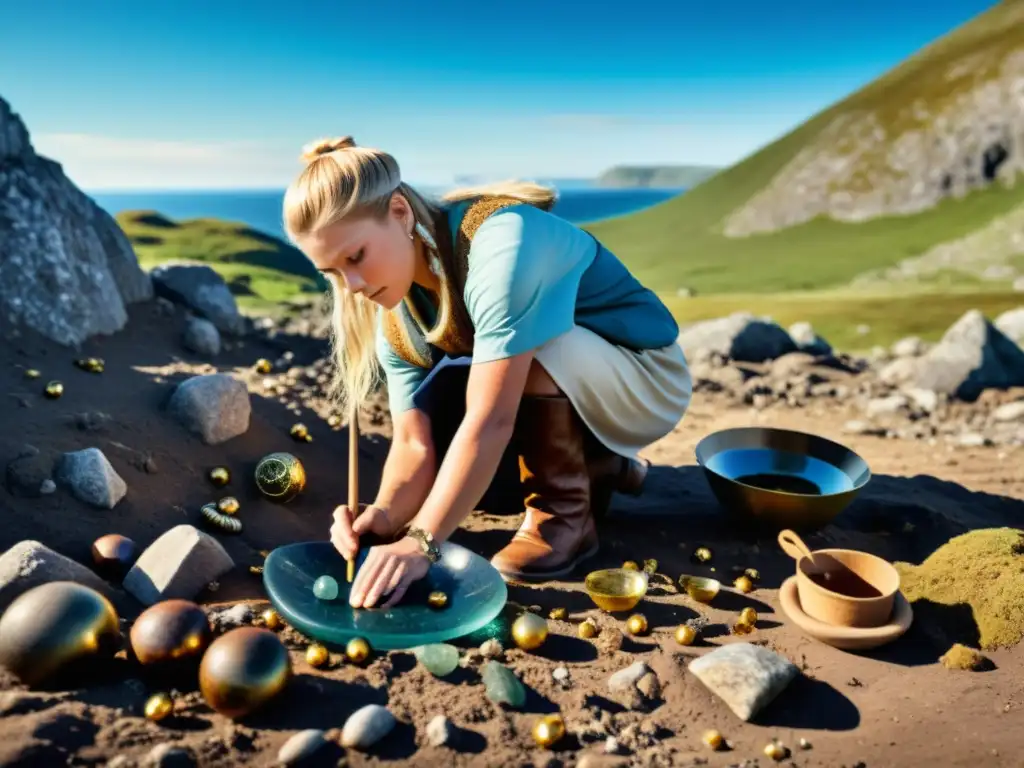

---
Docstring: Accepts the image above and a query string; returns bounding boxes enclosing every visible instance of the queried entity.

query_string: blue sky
[1,0,998,190]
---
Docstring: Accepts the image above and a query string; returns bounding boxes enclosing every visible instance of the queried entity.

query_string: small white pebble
[604,736,621,754]
[799,737,812,749]
[341,704,395,750]
[552,666,570,686]
[479,638,503,658]
[426,714,453,747]
[277,729,326,765]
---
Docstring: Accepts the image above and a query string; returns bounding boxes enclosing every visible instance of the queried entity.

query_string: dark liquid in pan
[736,473,821,495]
[808,568,883,598]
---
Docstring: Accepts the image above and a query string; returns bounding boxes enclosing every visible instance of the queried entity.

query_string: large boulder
[0,97,153,346]
[908,310,1024,401]
[150,264,244,336]
[678,312,797,363]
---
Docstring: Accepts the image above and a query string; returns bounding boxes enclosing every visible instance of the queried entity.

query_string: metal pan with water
[695,426,871,531]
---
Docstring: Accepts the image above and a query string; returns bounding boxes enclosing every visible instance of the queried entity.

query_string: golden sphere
[739,607,758,626]
[262,609,283,631]
[702,729,724,750]
[44,381,64,399]
[578,619,598,639]
[198,627,291,719]
[24,369,40,379]
[327,414,341,428]
[692,546,713,564]
[144,692,174,722]
[129,599,212,666]
[622,560,639,571]
[346,637,371,664]
[427,591,449,609]
[209,467,231,487]
[289,423,308,440]
[549,607,567,621]
[675,624,697,646]
[305,643,330,668]
[254,452,307,503]
[626,613,648,636]
[91,533,138,580]
[764,742,789,761]
[734,575,754,594]
[511,612,548,651]
[254,358,272,374]
[0,581,121,687]
[217,496,240,516]
[531,714,566,749]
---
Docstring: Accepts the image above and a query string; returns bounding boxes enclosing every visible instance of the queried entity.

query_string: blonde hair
[282,136,557,415]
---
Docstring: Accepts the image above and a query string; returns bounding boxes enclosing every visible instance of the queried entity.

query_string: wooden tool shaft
[347,400,358,582]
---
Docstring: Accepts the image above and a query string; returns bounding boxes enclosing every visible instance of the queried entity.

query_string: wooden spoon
[777,529,831,579]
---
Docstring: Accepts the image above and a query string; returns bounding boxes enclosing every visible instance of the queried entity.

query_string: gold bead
[217,496,240,516]
[262,609,282,631]
[346,637,371,664]
[626,613,648,636]
[739,607,758,626]
[24,369,40,379]
[511,612,548,651]
[731,621,754,636]
[289,422,308,440]
[208,467,230,486]
[327,414,341,428]
[692,546,713,564]
[764,742,789,761]
[144,692,174,722]
[254,358,272,374]
[427,591,449,609]
[744,567,760,582]
[531,714,566,749]
[734,575,754,594]
[622,560,639,571]
[702,729,724,750]
[44,380,64,398]
[305,643,330,668]
[675,624,697,646]
[549,607,567,621]
[578,619,598,639]
[642,558,658,574]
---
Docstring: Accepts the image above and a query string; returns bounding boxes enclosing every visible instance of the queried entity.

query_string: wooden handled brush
[347,399,359,583]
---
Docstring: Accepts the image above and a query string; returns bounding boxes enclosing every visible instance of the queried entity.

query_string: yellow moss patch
[939,643,989,671]
[894,528,1024,650]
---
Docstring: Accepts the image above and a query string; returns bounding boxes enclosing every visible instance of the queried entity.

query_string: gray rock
[994,401,1024,422]
[892,336,928,357]
[909,310,1024,401]
[426,714,454,747]
[167,373,251,445]
[143,743,195,768]
[608,661,650,694]
[53,447,126,508]
[277,729,327,765]
[181,315,221,356]
[4,452,52,498]
[688,642,799,721]
[341,704,396,750]
[0,540,118,612]
[123,524,235,606]
[151,263,244,335]
[678,312,797,363]
[788,322,832,356]
[994,307,1024,345]
[0,97,152,347]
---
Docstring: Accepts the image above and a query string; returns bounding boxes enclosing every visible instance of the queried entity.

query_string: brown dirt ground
[1,298,1023,767]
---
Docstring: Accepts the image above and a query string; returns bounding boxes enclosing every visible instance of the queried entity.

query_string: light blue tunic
[376,200,679,414]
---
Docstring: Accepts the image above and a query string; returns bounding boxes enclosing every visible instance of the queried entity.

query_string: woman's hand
[329,504,394,562]
[349,536,431,609]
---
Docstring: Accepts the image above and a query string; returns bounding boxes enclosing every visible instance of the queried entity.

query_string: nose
[342,269,367,295]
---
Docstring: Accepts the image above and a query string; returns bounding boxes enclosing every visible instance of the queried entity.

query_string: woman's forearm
[408,413,515,544]
[372,437,435,530]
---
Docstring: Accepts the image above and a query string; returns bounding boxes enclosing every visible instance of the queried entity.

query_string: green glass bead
[312,575,339,600]
[413,643,460,677]
[481,661,526,709]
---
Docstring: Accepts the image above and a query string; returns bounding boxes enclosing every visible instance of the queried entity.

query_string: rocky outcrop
[0,96,153,346]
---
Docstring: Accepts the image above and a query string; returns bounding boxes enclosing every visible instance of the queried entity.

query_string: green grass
[665,287,1024,351]
[586,1,1024,295]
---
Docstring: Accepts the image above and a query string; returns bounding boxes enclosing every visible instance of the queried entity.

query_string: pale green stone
[413,643,460,677]
[481,661,526,709]
[312,575,339,600]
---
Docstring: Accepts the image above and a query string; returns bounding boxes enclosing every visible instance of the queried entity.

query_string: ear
[389,192,413,234]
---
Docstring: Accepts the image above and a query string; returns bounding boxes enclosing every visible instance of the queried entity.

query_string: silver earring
[428,254,442,278]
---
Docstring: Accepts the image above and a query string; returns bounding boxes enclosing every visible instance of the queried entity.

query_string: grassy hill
[117,210,326,315]
[586,0,1024,296]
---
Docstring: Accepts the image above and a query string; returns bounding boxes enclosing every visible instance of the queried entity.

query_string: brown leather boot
[586,432,650,518]
[490,395,599,581]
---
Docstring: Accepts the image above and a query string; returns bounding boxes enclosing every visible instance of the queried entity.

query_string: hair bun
[300,136,356,163]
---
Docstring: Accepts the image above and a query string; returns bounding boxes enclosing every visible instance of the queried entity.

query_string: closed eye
[348,247,365,265]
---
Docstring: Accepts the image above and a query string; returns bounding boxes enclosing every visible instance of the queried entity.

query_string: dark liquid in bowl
[808,569,883,598]
[735,473,821,495]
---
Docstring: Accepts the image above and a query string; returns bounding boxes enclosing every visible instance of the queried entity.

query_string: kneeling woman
[283,136,692,608]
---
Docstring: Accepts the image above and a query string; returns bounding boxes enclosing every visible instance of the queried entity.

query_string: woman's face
[299,194,417,310]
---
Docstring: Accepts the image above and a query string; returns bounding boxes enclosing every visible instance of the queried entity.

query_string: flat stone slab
[688,642,799,721]
[123,524,235,606]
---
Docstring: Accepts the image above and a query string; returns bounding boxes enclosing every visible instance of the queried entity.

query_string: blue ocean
[90,187,684,239]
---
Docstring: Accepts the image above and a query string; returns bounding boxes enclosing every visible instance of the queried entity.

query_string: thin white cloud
[34,133,264,163]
